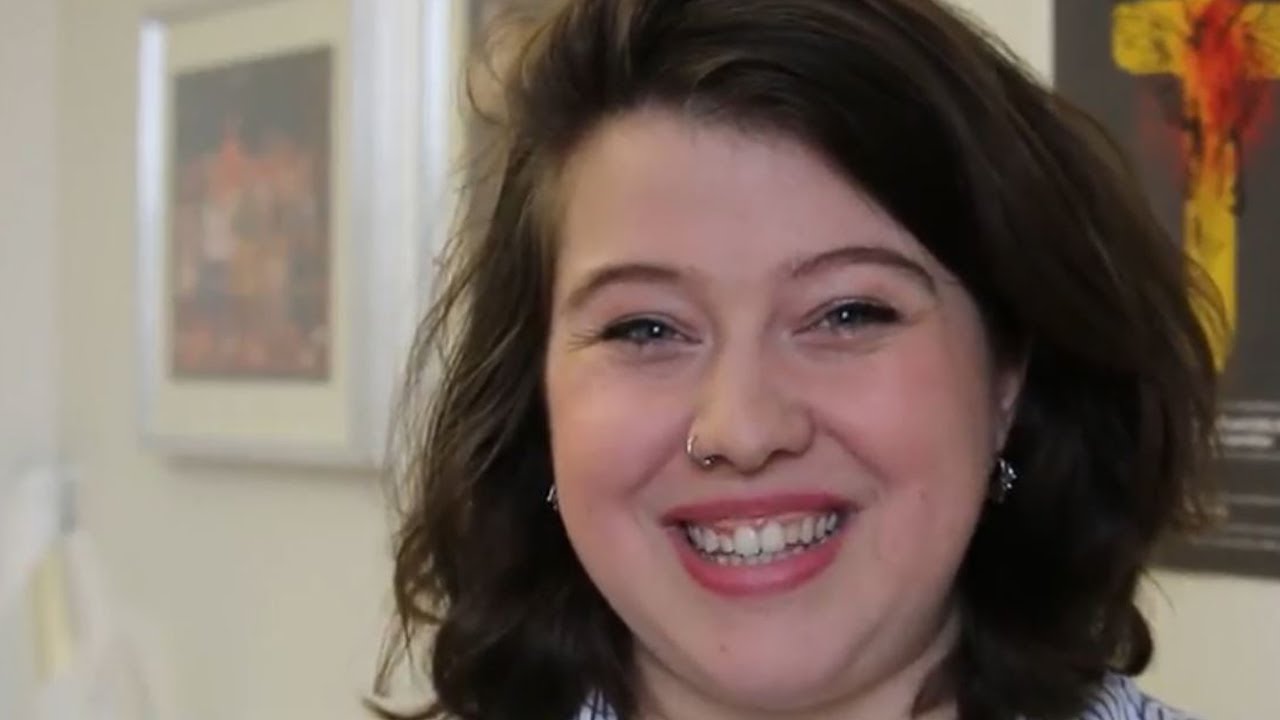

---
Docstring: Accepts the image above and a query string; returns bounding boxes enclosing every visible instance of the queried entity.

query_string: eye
[812,300,901,334]
[600,317,686,346]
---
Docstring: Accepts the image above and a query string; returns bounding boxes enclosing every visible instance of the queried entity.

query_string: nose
[688,346,814,474]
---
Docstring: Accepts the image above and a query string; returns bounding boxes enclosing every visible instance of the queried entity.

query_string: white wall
[1,2,59,714]
[42,0,1279,719]
[0,0,59,486]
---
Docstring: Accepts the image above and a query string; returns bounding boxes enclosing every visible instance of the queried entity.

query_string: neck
[636,611,961,720]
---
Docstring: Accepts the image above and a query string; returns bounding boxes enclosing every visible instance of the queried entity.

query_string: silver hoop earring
[685,434,718,468]
[545,483,559,511]
[992,456,1017,504]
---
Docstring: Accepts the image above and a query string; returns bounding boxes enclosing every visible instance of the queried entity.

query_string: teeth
[760,521,785,554]
[684,511,845,563]
[817,512,839,538]
[784,522,800,545]
[733,526,761,556]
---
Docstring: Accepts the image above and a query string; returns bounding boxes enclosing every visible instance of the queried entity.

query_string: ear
[992,352,1028,451]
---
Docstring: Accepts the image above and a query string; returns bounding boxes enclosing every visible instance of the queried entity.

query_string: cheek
[817,322,997,555]
[543,347,684,512]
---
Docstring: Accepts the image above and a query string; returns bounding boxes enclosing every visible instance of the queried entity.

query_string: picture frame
[135,0,459,467]
[1054,0,1280,579]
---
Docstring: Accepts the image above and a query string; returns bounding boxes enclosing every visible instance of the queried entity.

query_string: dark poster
[1055,0,1280,578]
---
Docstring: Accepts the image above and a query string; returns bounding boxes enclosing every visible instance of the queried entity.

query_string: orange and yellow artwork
[1112,0,1280,366]
[1060,1,1280,578]
[168,47,333,381]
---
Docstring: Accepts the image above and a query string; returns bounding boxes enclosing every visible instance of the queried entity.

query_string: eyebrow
[560,244,935,312]
[562,262,684,312]
[790,245,936,293]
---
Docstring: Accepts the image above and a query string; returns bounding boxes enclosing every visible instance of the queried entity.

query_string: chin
[677,631,858,713]
[705,665,845,714]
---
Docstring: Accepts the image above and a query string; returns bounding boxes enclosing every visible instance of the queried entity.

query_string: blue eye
[815,301,900,333]
[601,318,682,345]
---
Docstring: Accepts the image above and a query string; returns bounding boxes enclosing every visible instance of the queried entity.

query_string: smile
[663,493,854,597]
[681,511,844,566]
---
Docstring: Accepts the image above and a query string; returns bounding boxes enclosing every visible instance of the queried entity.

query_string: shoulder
[1077,674,1201,720]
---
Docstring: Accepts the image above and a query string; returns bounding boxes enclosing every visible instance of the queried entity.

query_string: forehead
[555,109,929,278]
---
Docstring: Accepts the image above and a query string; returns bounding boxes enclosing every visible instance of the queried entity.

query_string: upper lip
[661,492,853,525]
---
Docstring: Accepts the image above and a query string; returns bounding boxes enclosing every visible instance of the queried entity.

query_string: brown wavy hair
[373,1,1222,718]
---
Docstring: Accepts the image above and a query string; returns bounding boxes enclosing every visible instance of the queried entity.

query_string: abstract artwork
[170,48,333,381]
[1057,0,1280,578]
[135,0,443,466]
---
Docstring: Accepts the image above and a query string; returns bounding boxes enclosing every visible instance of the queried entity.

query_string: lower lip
[669,522,847,598]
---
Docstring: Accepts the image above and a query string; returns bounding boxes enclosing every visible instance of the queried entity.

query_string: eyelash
[598,317,688,347]
[808,300,901,334]
[590,300,900,349]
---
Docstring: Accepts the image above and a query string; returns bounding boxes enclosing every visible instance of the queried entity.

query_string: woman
[375,1,1221,718]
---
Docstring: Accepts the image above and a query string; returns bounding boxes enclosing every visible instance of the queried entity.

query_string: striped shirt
[1080,674,1197,720]
[576,674,1197,720]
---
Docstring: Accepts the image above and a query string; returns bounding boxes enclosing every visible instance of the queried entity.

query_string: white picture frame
[135,0,458,467]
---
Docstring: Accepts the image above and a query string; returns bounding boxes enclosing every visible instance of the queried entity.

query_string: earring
[685,434,718,469]
[546,483,559,511]
[991,456,1017,504]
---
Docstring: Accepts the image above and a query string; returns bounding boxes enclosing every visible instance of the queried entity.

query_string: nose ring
[686,434,718,468]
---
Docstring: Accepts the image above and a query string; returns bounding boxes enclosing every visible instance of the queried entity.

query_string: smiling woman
[372,1,1221,720]
[543,115,1011,714]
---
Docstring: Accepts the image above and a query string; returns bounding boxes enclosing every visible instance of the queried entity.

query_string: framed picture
[1055,1,1280,578]
[136,0,459,467]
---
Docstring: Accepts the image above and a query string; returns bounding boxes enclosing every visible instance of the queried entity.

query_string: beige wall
[45,0,1277,719]
[1,2,58,715]
[56,1,395,718]
[1140,571,1280,719]
[1,0,58,484]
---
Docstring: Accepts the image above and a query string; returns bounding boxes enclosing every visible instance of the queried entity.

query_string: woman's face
[543,110,1021,715]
